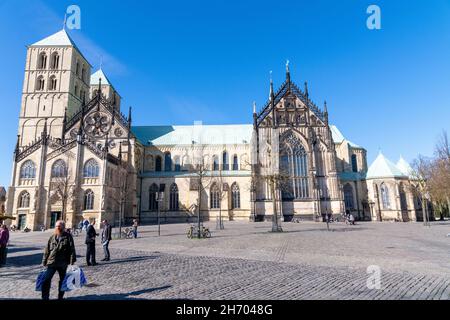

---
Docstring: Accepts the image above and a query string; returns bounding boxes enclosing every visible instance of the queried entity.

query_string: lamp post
[156,191,164,236]
[423,192,430,227]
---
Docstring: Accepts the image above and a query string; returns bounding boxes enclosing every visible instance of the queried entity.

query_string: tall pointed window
[155,156,162,172]
[210,183,220,209]
[19,191,30,208]
[280,133,309,200]
[344,184,354,210]
[169,183,179,211]
[212,155,219,171]
[380,183,390,209]
[232,155,239,171]
[351,154,358,173]
[149,184,158,211]
[83,159,99,178]
[164,152,172,171]
[231,183,240,209]
[84,190,95,210]
[20,160,36,179]
[51,159,67,178]
[174,156,181,172]
[222,151,229,171]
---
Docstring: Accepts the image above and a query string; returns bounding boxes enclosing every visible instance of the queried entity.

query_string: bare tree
[49,164,74,224]
[186,144,213,238]
[211,169,226,230]
[411,155,432,226]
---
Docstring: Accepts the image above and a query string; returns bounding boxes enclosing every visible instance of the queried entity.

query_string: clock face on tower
[84,111,112,139]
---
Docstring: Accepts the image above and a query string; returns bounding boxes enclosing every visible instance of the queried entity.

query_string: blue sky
[0,0,449,186]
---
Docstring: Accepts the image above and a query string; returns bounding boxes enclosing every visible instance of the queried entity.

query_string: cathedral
[6,29,426,230]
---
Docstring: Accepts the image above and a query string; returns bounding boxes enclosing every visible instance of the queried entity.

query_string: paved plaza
[1,221,450,300]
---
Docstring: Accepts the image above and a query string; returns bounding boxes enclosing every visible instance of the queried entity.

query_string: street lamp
[156,191,164,236]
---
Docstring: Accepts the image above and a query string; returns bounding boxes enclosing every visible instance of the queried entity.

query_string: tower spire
[286,60,291,87]
[62,13,67,31]
[269,71,274,100]
[324,100,329,124]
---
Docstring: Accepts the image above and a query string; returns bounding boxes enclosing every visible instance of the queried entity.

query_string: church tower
[18,29,91,146]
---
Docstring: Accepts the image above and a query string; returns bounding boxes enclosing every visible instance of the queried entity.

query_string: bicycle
[122,227,134,239]
[187,225,211,239]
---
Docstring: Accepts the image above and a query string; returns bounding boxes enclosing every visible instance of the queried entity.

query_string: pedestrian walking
[101,219,112,261]
[82,218,89,231]
[85,218,98,266]
[0,224,10,267]
[132,219,138,238]
[41,220,76,300]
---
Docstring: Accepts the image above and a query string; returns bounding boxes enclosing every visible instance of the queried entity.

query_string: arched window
[20,160,36,179]
[222,151,229,171]
[19,191,30,208]
[36,76,45,91]
[344,184,354,210]
[48,75,57,91]
[81,65,86,82]
[38,52,47,69]
[231,183,240,209]
[232,155,239,171]
[149,184,158,211]
[50,52,59,69]
[74,84,79,97]
[155,156,162,172]
[51,159,67,178]
[83,159,99,178]
[76,61,80,76]
[280,134,309,200]
[210,183,220,209]
[351,154,358,173]
[164,152,172,171]
[212,155,219,171]
[380,183,390,209]
[174,156,181,172]
[169,183,179,211]
[84,190,95,210]
[399,183,408,211]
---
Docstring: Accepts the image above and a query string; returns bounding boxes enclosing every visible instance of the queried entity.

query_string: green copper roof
[91,69,111,86]
[396,156,414,178]
[330,125,361,148]
[366,153,407,179]
[31,29,77,47]
[132,124,253,146]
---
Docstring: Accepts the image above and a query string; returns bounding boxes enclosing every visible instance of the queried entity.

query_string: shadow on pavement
[68,285,172,300]
[5,253,43,267]
[7,246,42,254]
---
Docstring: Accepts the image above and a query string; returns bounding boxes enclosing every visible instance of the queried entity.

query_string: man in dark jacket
[41,220,76,300]
[85,218,98,266]
[101,219,112,261]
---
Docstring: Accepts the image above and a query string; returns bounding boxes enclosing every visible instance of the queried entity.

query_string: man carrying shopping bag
[40,220,76,300]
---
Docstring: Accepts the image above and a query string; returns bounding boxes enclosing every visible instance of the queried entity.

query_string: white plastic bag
[61,265,87,291]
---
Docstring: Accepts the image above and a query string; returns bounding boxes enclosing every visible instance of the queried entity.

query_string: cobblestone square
[1,221,449,300]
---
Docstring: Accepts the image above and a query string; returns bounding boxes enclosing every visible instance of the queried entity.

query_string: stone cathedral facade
[6,29,425,230]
